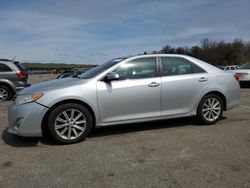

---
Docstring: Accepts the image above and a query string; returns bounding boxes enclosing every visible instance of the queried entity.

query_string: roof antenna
[11,56,16,62]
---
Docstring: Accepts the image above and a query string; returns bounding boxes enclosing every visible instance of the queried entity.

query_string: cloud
[0,0,249,64]
[179,27,212,37]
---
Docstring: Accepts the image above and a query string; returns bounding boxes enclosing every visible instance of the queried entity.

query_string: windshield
[77,67,93,73]
[80,58,126,79]
[240,63,250,69]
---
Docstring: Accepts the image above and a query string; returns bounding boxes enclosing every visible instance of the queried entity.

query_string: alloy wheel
[0,88,9,101]
[54,109,87,140]
[202,97,221,122]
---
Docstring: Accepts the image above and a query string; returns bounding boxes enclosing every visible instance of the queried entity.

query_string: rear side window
[0,63,12,72]
[114,57,156,80]
[14,62,26,71]
[161,57,206,76]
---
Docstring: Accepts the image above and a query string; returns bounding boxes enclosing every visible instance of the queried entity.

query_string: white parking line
[239,105,250,109]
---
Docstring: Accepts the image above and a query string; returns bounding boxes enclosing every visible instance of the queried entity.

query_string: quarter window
[114,57,156,80]
[161,57,206,76]
[0,63,12,72]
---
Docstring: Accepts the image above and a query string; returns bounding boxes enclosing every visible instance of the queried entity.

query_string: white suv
[236,63,250,87]
[218,65,239,71]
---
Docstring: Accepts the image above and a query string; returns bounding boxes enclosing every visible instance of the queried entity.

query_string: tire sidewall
[197,94,223,125]
[48,103,93,144]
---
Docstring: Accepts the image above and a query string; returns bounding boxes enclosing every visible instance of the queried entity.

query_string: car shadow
[2,116,220,147]
[1,129,55,147]
[240,86,250,89]
[90,117,198,138]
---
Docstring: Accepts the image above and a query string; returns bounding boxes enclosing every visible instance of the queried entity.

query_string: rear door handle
[148,82,160,87]
[199,77,207,82]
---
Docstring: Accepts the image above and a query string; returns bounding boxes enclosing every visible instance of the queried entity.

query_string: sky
[0,0,249,65]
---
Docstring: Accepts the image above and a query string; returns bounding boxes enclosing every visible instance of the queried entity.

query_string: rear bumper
[7,102,48,137]
[225,83,241,110]
[239,80,250,87]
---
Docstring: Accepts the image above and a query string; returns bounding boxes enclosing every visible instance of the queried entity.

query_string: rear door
[0,63,14,81]
[160,57,210,116]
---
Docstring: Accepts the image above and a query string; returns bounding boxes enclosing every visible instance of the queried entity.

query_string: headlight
[15,93,43,105]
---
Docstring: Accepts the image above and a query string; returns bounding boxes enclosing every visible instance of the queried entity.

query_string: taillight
[234,74,240,82]
[16,72,27,79]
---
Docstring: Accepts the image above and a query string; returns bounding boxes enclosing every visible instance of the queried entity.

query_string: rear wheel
[47,103,93,144]
[197,94,223,125]
[0,85,13,101]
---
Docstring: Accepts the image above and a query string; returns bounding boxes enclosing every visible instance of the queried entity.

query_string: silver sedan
[7,54,240,144]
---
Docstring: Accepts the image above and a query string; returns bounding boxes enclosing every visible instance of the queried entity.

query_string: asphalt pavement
[0,87,249,188]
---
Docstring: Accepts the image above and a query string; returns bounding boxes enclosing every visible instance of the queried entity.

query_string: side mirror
[104,72,119,82]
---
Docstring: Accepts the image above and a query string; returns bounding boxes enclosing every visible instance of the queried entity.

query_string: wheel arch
[201,91,227,111]
[41,99,96,136]
[0,81,15,93]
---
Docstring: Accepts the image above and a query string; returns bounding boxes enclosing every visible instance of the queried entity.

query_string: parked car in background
[57,67,93,79]
[0,59,30,101]
[56,68,78,79]
[217,65,239,71]
[7,54,240,144]
[235,63,250,87]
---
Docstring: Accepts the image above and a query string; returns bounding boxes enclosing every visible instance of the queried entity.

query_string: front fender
[37,85,100,125]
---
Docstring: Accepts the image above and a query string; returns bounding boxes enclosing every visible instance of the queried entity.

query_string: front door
[97,57,161,123]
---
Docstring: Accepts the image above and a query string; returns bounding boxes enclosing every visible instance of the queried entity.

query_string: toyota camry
[7,54,240,144]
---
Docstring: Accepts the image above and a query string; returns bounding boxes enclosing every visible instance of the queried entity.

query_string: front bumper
[7,102,49,137]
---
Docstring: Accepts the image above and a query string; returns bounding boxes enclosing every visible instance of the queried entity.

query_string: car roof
[0,59,20,64]
[0,59,12,63]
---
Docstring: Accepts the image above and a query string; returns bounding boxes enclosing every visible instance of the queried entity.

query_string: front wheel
[47,103,93,144]
[197,94,223,125]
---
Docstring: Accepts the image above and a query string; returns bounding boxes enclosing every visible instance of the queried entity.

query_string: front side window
[161,57,206,76]
[0,63,12,72]
[113,57,156,80]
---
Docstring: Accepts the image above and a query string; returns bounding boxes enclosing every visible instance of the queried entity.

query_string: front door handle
[199,77,207,82]
[148,82,160,87]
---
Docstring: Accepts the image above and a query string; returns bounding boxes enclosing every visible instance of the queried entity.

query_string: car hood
[18,77,88,95]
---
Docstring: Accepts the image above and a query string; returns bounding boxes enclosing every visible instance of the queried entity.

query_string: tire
[0,85,13,101]
[197,94,223,125]
[47,103,93,144]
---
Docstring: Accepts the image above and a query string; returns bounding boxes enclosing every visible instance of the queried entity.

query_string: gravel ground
[0,74,250,188]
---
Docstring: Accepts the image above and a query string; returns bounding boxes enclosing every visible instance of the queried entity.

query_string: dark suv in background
[57,67,94,79]
[0,59,30,101]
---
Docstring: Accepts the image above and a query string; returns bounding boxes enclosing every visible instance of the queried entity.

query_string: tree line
[21,38,250,69]
[22,63,96,70]
[157,39,250,66]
